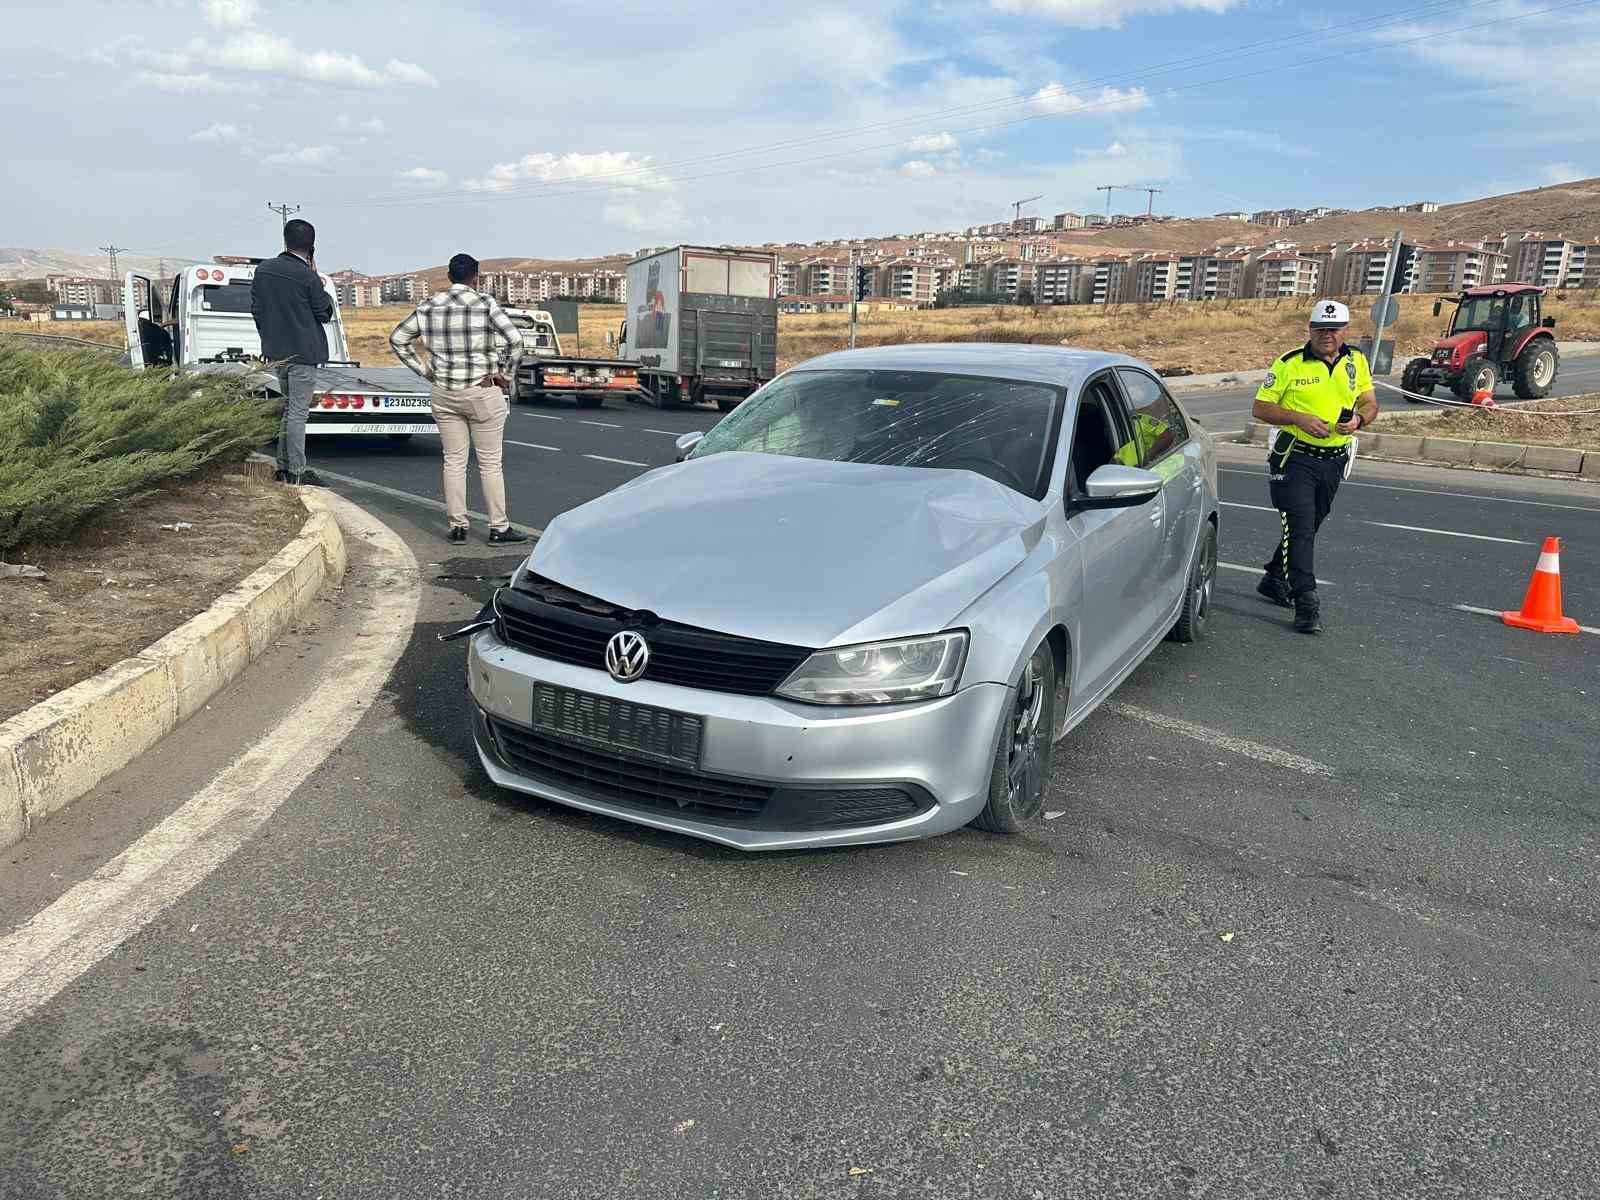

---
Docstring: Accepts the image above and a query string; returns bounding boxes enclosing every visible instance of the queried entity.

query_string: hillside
[0,248,198,281]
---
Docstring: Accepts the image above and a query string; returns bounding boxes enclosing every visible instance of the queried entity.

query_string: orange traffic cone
[1502,537,1580,634]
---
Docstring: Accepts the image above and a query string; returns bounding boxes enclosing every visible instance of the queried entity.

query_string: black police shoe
[273,468,289,483]
[1293,591,1322,635]
[487,526,530,544]
[289,469,325,487]
[1256,573,1293,609]
[448,526,467,544]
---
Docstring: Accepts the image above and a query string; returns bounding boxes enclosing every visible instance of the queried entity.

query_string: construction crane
[1096,183,1168,218]
[1011,194,1043,222]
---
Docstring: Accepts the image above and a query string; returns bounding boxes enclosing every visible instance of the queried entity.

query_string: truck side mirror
[1542,316,1556,328]
[1432,301,1441,317]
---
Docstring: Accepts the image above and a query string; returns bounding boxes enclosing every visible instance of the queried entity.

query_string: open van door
[122,272,170,369]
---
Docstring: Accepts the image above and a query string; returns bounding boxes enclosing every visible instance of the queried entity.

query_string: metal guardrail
[0,330,124,354]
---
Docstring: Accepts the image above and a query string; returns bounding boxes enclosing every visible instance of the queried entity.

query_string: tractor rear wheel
[1454,355,1497,403]
[1513,339,1559,400]
[1401,357,1434,402]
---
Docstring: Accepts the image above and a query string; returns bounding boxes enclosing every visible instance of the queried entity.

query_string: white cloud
[1028,83,1151,116]
[974,148,1007,163]
[990,0,1238,29]
[905,132,959,154]
[201,0,259,28]
[137,70,224,93]
[190,121,243,142]
[384,59,438,87]
[262,144,337,167]
[900,159,939,179]
[602,195,687,234]
[465,150,671,194]
[336,115,387,134]
[396,166,449,187]
[1104,141,1128,157]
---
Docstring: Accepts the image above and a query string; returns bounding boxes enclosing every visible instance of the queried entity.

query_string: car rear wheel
[1513,340,1558,400]
[971,644,1057,835]
[1169,521,1216,644]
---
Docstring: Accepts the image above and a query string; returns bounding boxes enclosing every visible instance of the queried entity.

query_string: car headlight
[776,631,969,706]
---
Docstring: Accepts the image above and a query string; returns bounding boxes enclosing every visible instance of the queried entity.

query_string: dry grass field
[10,289,1600,377]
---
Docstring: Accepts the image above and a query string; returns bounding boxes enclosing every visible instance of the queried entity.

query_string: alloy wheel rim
[1007,655,1046,812]
[1194,532,1216,619]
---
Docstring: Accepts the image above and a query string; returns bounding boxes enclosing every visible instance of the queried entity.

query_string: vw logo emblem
[605,631,650,683]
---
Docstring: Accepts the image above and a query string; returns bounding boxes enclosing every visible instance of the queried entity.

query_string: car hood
[529,452,1047,648]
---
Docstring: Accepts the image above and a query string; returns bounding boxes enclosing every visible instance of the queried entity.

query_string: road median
[1237,418,1600,482]
[0,487,347,850]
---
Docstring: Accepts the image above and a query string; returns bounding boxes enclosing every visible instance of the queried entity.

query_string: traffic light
[855,265,871,301]
[1389,243,1415,294]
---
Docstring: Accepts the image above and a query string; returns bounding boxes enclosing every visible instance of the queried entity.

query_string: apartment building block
[1091,255,1135,305]
[1034,258,1091,305]
[1253,251,1322,298]
[775,260,800,296]
[1132,254,1180,301]
[1339,240,1417,294]
[1190,253,1249,300]
[1564,244,1599,288]
[1052,212,1085,230]
[986,258,1031,300]
[879,259,939,305]
[799,258,851,296]
[1411,243,1508,292]
[1509,234,1577,287]
[46,275,120,307]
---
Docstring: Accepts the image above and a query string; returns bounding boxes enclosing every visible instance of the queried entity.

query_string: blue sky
[1,0,1595,274]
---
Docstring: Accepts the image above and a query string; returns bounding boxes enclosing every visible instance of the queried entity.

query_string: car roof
[1463,283,1544,297]
[787,342,1153,390]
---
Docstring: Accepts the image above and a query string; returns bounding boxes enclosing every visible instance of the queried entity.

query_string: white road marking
[520,413,564,421]
[1454,604,1599,635]
[1220,467,1600,514]
[0,497,421,1038]
[1106,703,1335,777]
[585,454,648,467]
[1362,520,1530,545]
[1218,561,1334,585]
[311,469,544,535]
[580,420,621,429]
[506,439,561,451]
[646,428,701,436]
[1220,501,1276,512]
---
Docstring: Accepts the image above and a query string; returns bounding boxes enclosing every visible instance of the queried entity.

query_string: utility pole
[267,201,301,227]
[1366,227,1404,376]
[99,244,128,281]
[848,246,858,351]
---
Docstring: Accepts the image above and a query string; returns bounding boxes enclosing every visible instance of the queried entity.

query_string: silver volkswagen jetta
[465,344,1218,849]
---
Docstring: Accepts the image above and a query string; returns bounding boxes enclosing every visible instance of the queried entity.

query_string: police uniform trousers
[1261,430,1346,597]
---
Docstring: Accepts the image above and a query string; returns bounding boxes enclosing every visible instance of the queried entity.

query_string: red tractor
[1400,284,1559,404]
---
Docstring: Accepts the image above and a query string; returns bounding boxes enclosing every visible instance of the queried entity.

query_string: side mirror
[1432,300,1442,317]
[1542,316,1556,328]
[1072,464,1163,511]
[674,430,704,462]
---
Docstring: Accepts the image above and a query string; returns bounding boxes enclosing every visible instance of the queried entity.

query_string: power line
[314,0,1536,213]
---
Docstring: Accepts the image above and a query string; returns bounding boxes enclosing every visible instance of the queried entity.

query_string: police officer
[1252,299,1378,634]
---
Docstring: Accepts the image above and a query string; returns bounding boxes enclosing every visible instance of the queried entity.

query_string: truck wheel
[1513,340,1558,400]
[1454,355,1496,403]
[575,394,604,409]
[716,395,742,413]
[1400,357,1434,401]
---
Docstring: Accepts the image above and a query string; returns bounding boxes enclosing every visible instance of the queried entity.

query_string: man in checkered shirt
[390,253,529,544]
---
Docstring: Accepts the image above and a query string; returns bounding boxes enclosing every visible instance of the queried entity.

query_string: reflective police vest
[1255,343,1372,449]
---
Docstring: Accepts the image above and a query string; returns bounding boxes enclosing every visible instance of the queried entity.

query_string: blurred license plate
[531,684,703,768]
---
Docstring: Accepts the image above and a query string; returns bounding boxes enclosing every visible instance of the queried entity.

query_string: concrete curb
[1237,420,1600,481]
[0,488,346,851]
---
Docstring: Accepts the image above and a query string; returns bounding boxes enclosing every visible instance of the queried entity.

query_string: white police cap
[1309,299,1349,328]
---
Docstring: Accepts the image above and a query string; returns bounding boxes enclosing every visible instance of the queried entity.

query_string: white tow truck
[501,307,638,409]
[123,258,435,441]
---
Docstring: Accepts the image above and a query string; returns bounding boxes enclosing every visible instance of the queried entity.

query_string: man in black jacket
[251,218,333,484]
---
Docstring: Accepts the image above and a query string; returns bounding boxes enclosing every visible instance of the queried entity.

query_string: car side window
[1115,368,1189,469]
[1065,377,1125,497]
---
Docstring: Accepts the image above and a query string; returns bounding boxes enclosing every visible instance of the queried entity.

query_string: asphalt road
[3,392,1599,1198]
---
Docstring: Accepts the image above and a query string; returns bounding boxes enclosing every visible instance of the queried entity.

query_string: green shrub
[0,344,280,552]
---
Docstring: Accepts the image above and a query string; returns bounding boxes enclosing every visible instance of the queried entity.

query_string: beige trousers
[430,384,509,531]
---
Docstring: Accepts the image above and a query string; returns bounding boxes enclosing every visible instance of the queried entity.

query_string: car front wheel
[1169,521,1216,644]
[972,643,1057,834]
